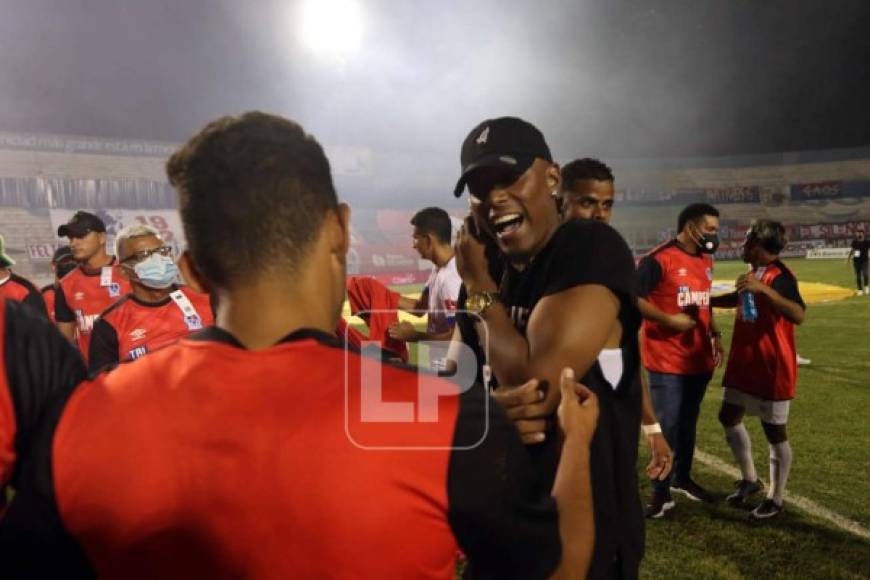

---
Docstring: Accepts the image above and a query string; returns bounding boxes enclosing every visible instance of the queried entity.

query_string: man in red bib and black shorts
[712,219,805,519]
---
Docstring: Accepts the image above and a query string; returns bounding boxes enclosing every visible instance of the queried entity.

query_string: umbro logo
[130,328,147,341]
[677,268,688,277]
[476,126,490,145]
[74,291,85,301]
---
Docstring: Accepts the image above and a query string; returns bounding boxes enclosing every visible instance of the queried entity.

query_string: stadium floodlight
[298,0,363,59]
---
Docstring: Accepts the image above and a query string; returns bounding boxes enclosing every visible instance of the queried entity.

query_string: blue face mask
[132,254,178,289]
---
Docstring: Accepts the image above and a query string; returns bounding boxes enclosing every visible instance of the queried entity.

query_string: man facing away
[0,112,600,580]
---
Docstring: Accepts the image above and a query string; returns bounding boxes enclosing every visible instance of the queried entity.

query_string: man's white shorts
[723,388,790,425]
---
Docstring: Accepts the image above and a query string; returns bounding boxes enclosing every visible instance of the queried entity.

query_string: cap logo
[499,156,518,165]
[475,126,490,145]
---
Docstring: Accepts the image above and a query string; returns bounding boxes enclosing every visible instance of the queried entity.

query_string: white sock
[725,423,757,482]
[768,441,793,505]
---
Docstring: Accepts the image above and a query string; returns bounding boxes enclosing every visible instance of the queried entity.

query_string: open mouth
[490,213,524,238]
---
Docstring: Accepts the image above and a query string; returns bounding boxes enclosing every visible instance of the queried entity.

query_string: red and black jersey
[723,260,806,400]
[54,260,131,362]
[88,286,214,373]
[0,327,560,579]
[0,272,47,318]
[637,240,715,375]
[41,284,58,323]
[0,298,85,494]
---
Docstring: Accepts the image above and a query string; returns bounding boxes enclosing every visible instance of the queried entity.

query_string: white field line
[694,449,870,543]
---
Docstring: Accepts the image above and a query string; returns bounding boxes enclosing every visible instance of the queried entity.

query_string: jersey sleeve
[771,271,806,310]
[54,282,75,323]
[87,318,120,375]
[636,254,663,298]
[543,221,638,305]
[447,387,561,579]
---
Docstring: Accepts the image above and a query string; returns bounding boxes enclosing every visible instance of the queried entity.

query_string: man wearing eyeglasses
[87,224,213,373]
[54,211,131,361]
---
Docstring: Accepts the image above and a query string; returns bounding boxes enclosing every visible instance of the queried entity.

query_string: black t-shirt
[499,218,644,579]
[770,262,806,308]
[0,299,86,491]
[851,239,870,263]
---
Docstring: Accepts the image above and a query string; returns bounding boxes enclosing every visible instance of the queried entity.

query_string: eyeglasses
[121,245,173,264]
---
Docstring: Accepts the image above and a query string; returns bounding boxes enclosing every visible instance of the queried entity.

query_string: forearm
[549,436,594,580]
[397,296,425,315]
[475,303,532,386]
[711,292,738,308]
[640,369,658,425]
[638,298,671,325]
[759,287,805,324]
[405,328,454,343]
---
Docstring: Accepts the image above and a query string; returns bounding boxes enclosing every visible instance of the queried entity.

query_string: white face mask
[132,254,179,289]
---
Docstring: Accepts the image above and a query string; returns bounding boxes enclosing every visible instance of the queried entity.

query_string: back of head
[410,207,452,245]
[677,203,720,232]
[560,158,614,190]
[166,112,338,290]
[748,219,787,255]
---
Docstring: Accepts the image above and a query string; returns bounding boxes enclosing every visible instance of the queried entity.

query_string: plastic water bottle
[740,291,758,322]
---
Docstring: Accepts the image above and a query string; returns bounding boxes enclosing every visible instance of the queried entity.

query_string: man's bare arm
[480,284,621,420]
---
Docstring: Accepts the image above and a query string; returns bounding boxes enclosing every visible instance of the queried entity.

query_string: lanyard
[169,289,203,330]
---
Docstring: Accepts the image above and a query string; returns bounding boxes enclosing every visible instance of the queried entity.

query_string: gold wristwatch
[466,291,500,316]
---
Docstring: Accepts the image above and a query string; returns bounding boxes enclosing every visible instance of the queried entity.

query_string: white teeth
[492,213,521,225]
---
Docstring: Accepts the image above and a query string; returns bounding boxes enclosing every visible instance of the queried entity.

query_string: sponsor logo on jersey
[129,328,147,341]
[677,285,710,308]
[128,346,149,360]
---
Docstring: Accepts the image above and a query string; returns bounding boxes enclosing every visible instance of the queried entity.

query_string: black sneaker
[644,490,676,519]
[671,479,716,503]
[751,498,783,519]
[726,479,764,506]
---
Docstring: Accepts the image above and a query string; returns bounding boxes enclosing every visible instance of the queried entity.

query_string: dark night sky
[1,0,868,160]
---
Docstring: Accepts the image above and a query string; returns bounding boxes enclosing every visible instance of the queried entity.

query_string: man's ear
[329,203,351,256]
[178,250,210,293]
[546,162,561,191]
[98,232,109,249]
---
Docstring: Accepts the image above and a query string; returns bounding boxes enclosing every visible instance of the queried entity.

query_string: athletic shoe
[865,286,869,295]
[671,479,716,503]
[796,354,812,366]
[644,490,675,519]
[751,498,783,519]
[858,290,865,296]
[726,479,763,506]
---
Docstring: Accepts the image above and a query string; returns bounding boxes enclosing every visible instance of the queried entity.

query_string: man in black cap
[454,117,645,579]
[41,245,78,324]
[54,211,130,361]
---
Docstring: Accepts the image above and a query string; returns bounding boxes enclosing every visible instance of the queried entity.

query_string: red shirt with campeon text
[637,240,715,375]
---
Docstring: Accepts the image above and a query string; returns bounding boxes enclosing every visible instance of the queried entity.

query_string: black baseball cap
[453,116,553,197]
[52,245,74,262]
[57,211,106,238]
